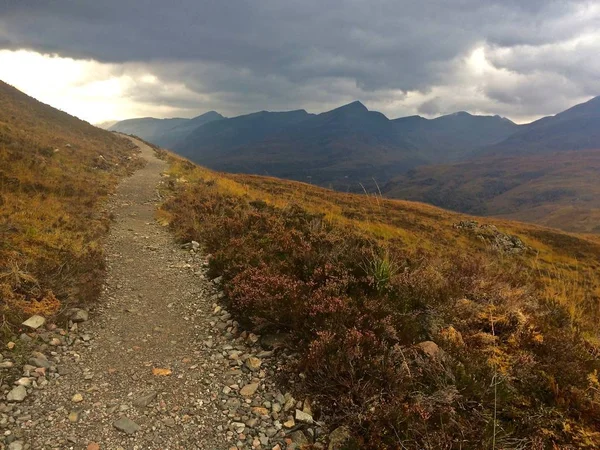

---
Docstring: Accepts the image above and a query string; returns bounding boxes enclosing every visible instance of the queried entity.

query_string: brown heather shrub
[160,153,600,449]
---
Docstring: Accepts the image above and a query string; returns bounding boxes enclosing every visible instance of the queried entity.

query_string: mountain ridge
[109,111,225,148]
[481,95,600,155]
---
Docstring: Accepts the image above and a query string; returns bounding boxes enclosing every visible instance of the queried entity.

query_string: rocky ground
[0,138,335,450]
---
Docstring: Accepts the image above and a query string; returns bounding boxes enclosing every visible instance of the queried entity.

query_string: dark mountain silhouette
[109,96,600,196]
[174,101,423,190]
[393,111,518,160]
[109,111,224,148]
[482,96,600,155]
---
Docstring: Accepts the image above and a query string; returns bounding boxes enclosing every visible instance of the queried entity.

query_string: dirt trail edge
[15,137,287,450]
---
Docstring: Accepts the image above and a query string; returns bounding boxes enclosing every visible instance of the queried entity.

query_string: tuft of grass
[361,248,398,291]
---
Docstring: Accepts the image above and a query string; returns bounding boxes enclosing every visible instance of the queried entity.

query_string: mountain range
[108,111,224,149]
[109,95,600,232]
[109,101,520,189]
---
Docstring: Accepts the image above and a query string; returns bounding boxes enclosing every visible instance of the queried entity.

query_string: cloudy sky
[0,0,599,124]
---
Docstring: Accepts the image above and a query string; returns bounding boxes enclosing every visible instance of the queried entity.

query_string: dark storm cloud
[1,0,599,120]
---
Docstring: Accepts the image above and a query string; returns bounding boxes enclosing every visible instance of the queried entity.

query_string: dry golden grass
[158,148,600,448]
[0,81,142,330]
[385,149,600,234]
[161,155,600,337]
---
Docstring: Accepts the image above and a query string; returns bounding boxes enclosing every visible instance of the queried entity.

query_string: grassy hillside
[157,149,600,449]
[0,81,142,330]
[384,149,600,234]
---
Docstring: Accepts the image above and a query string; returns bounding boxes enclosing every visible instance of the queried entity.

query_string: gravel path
[6,138,309,449]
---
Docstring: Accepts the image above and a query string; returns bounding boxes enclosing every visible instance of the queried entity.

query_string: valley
[1,79,600,448]
[3,1,600,448]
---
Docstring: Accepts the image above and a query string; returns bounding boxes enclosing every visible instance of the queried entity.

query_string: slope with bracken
[0,80,142,330]
[384,149,600,233]
[385,95,600,234]
[156,146,600,449]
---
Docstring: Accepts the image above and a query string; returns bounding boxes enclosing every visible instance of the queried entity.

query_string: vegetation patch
[160,151,600,448]
[0,81,142,334]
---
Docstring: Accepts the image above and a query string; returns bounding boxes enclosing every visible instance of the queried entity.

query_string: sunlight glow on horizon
[0,48,553,125]
[0,50,185,124]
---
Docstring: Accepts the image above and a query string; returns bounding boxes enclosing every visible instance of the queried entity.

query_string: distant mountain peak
[335,100,368,112]
[191,111,224,121]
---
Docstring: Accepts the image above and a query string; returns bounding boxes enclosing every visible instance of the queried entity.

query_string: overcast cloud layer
[1,0,599,123]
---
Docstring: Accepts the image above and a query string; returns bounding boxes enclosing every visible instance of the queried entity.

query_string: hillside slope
[157,147,600,449]
[384,149,600,233]
[0,80,141,327]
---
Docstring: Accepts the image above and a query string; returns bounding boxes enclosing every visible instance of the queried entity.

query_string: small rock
[415,341,441,359]
[87,443,100,450]
[29,357,50,369]
[68,410,81,423]
[70,309,89,323]
[283,418,295,428]
[0,361,14,369]
[15,378,32,386]
[6,342,15,350]
[290,430,309,445]
[303,399,313,416]
[72,393,84,403]
[113,417,140,435]
[260,333,289,350]
[8,441,24,450]
[295,409,313,424]
[7,386,27,402]
[240,382,259,396]
[163,417,176,428]
[133,391,157,408]
[328,426,353,450]
[22,315,46,330]
[245,357,262,372]
[252,407,269,416]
